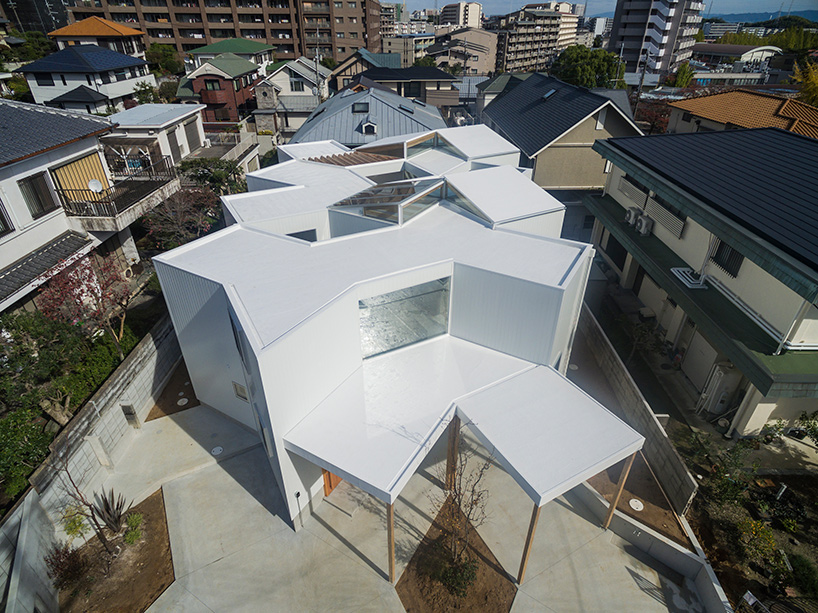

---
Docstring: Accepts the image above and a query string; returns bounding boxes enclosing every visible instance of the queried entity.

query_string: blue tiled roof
[21,44,146,74]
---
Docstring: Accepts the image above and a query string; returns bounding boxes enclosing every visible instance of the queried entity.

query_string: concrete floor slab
[148,582,214,613]
[104,405,260,505]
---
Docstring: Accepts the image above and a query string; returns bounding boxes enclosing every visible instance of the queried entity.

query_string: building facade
[64,0,382,63]
[439,2,481,29]
[493,6,578,73]
[607,0,703,75]
[424,27,496,75]
[381,33,435,67]
[48,16,147,60]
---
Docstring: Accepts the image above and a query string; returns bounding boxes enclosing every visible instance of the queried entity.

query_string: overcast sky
[404,0,817,18]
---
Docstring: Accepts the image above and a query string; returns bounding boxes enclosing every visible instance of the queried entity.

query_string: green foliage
[126,512,143,530]
[716,27,818,56]
[0,30,56,63]
[737,518,778,564]
[146,43,184,74]
[62,506,89,540]
[0,411,52,497]
[709,440,755,504]
[439,558,477,598]
[145,273,163,296]
[2,74,32,102]
[550,45,625,89]
[592,35,603,48]
[668,62,695,88]
[792,62,818,107]
[260,149,278,168]
[158,80,179,103]
[695,30,705,42]
[748,16,818,29]
[790,553,818,596]
[124,528,141,545]
[781,517,798,534]
[413,55,437,67]
[44,542,87,589]
[320,57,337,69]
[177,158,245,195]
[446,63,463,76]
[795,409,818,445]
[133,81,159,104]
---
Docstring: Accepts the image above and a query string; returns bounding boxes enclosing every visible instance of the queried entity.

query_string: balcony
[57,156,179,233]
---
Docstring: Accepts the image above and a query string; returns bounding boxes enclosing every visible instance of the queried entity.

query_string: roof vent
[542,89,556,101]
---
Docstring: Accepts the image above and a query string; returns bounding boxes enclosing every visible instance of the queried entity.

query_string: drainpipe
[775,298,811,355]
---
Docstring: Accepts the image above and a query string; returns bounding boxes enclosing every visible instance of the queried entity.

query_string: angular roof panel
[109,103,205,127]
[48,84,108,103]
[49,16,144,38]
[21,44,146,73]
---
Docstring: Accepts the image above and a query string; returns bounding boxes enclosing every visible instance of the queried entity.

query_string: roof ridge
[0,97,112,124]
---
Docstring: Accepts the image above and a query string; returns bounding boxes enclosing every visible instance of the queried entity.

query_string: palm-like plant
[92,489,131,533]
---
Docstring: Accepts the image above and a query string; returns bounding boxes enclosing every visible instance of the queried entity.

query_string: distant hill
[709,10,818,24]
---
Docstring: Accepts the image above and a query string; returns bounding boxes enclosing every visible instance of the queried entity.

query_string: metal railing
[205,132,258,162]
[58,156,175,218]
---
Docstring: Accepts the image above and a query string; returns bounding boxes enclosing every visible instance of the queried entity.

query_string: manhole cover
[629,499,644,512]
[568,364,579,371]
[211,446,223,456]
[177,398,189,406]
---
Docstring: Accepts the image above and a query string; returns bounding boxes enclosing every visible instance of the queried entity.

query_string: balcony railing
[204,132,258,161]
[58,156,175,218]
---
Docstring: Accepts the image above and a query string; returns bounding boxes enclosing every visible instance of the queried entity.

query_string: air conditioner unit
[636,215,654,236]
[624,206,642,226]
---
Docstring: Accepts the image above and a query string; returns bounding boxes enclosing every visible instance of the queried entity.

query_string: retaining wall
[578,304,699,514]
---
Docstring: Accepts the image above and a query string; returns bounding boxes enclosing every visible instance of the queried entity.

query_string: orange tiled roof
[49,16,144,38]
[668,90,818,138]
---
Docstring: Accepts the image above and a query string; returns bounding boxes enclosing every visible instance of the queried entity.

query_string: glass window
[359,277,451,358]
[291,78,305,91]
[234,79,240,91]
[350,16,356,22]
[335,15,343,22]
[347,1,355,6]
[334,1,342,6]
[0,200,13,236]
[35,73,54,86]
[205,79,221,90]
[18,173,58,219]
[336,32,344,38]
[446,184,490,224]
[350,31,358,38]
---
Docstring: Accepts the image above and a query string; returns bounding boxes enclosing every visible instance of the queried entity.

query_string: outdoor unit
[625,206,642,226]
[636,215,654,236]
[696,362,743,416]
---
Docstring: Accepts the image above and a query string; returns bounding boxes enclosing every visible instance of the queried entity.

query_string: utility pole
[633,49,651,120]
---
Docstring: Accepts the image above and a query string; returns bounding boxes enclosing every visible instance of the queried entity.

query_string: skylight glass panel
[352,102,369,113]
[445,185,491,224]
[399,104,414,114]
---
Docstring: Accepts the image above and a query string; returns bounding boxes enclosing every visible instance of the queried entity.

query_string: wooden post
[603,452,637,530]
[517,502,542,585]
[445,415,461,490]
[387,502,396,583]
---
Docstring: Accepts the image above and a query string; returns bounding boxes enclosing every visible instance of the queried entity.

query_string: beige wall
[733,388,818,436]
[667,108,727,134]
[532,106,638,189]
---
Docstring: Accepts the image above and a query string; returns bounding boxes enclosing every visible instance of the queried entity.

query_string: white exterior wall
[497,209,565,238]
[27,72,156,111]
[116,115,204,162]
[606,165,806,336]
[733,390,818,436]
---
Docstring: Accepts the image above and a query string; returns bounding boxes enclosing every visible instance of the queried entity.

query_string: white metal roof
[436,124,520,159]
[457,367,645,507]
[109,103,205,128]
[407,148,468,175]
[276,139,350,161]
[284,336,534,503]
[446,165,564,224]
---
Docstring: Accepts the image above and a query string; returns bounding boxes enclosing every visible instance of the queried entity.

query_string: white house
[21,44,156,114]
[48,16,147,61]
[154,124,644,582]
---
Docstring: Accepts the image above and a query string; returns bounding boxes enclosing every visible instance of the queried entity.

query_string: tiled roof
[189,38,275,55]
[360,66,456,81]
[49,16,144,38]
[274,94,320,112]
[307,151,397,166]
[21,44,146,74]
[669,90,818,138]
[0,99,112,166]
[48,84,108,103]
[0,231,92,304]
[605,129,818,273]
[204,52,259,77]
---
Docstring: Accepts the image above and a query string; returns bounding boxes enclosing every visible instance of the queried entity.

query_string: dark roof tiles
[21,44,146,74]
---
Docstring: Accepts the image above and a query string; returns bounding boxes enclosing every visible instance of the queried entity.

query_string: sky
[403,0,818,19]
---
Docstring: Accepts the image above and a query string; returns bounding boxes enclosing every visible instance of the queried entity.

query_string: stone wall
[579,304,699,514]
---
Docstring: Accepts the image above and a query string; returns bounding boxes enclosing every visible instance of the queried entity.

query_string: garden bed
[58,489,174,613]
[396,497,517,612]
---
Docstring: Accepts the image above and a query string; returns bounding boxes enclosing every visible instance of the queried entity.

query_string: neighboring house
[176,53,261,126]
[330,48,401,90]
[585,128,818,437]
[666,89,818,139]
[290,87,446,147]
[20,44,156,114]
[482,74,642,240]
[253,57,331,143]
[424,27,497,76]
[0,100,178,314]
[474,72,531,120]
[48,16,147,60]
[353,66,460,115]
[154,125,643,566]
[381,33,435,68]
[186,38,276,73]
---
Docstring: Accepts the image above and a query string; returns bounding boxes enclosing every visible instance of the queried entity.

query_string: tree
[635,99,671,134]
[0,30,56,63]
[133,81,159,104]
[413,55,437,68]
[177,157,245,195]
[0,408,52,496]
[158,80,179,102]
[694,29,705,42]
[669,62,695,88]
[2,74,32,102]
[550,45,625,89]
[320,57,337,69]
[592,35,603,48]
[793,61,818,107]
[143,188,220,249]
[38,256,133,361]
[618,315,663,366]
[447,62,463,76]
[145,43,185,74]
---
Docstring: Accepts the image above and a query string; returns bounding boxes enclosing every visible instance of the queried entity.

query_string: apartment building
[381,33,434,67]
[64,0,382,63]
[585,128,818,437]
[493,5,578,73]
[379,1,400,36]
[607,0,703,75]
[439,2,482,29]
[424,27,496,75]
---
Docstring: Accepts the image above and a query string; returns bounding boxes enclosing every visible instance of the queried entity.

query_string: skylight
[352,102,369,113]
[332,178,444,224]
[542,89,557,100]
[399,104,414,114]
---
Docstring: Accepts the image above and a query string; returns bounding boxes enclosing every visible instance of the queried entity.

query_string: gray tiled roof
[275,95,320,112]
[0,231,91,304]
[0,99,112,167]
[291,87,446,147]
[483,74,615,158]
[604,128,818,273]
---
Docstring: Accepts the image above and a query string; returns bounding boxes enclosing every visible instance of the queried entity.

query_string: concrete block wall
[578,304,698,514]
[29,316,181,523]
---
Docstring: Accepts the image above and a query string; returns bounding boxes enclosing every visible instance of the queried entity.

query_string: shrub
[92,489,131,533]
[124,528,141,545]
[791,553,818,596]
[439,558,477,598]
[62,506,89,540]
[781,518,799,534]
[44,543,87,589]
[126,512,143,530]
[738,519,778,564]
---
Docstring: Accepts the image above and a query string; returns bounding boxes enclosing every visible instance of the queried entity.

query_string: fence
[578,303,699,515]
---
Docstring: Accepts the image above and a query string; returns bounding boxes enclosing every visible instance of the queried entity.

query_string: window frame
[18,172,59,219]
[0,200,14,237]
[34,73,54,86]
